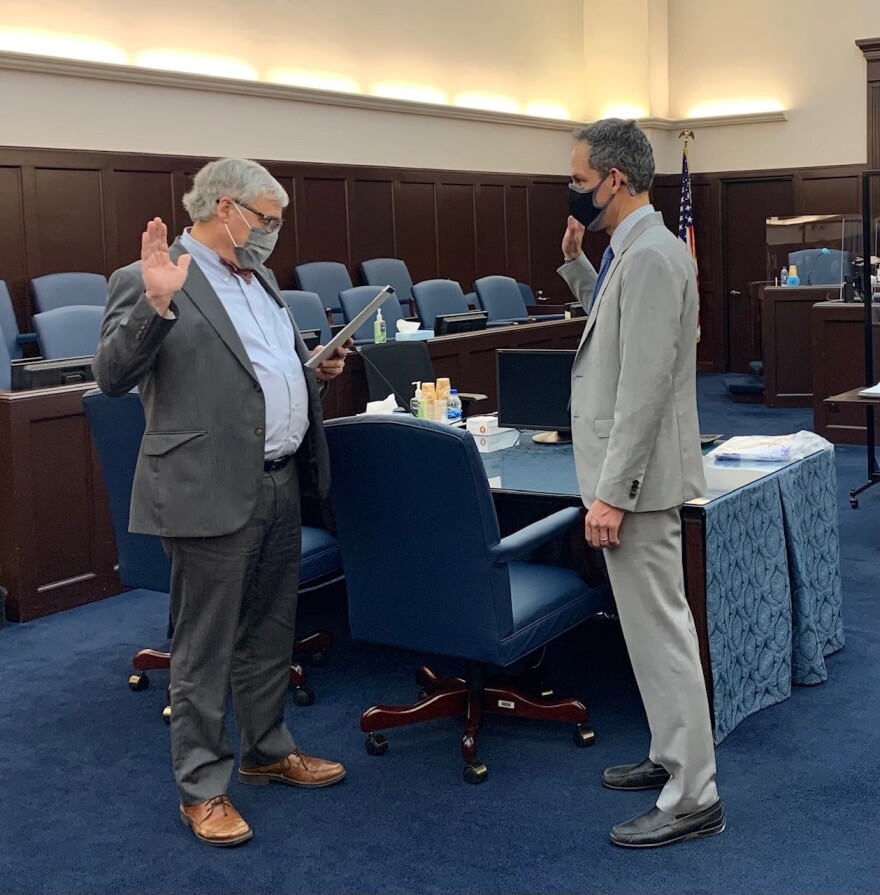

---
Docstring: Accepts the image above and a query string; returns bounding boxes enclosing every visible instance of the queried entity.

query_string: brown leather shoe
[238,749,346,788]
[179,795,253,847]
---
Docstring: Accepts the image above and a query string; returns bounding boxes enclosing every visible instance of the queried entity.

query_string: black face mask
[567,173,612,232]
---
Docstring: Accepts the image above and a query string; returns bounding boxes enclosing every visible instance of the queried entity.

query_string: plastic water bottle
[447,389,463,423]
[780,267,789,286]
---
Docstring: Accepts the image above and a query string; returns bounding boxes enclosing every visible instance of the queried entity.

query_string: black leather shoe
[602,758,671,791]
[610,800,725,848]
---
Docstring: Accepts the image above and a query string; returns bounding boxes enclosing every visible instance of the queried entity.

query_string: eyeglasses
[232,199,284,234]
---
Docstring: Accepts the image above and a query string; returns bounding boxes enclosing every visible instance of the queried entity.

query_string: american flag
[678,142,700,342]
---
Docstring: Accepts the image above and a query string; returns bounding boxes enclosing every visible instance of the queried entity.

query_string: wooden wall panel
[474,184,507,280]
[349,179,396,275]
[437,182,476,290]
[504,185,530,287]
[800,175,861,214]
[0,166,28,326]
[528,181,568,302]
[33,168,106,275]
[395,181,438,284]
[111,170,176,269]
[296,176,349,267]
[267,174,299,289]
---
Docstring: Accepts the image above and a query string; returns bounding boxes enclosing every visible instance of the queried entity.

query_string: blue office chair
[31,272,107,313]
[360,258,414,314]
[325,415,608,783]
[0,324,11,391]
[474,276,564,326]
[518,282,536,307]
[281,290,332,346]
[339,285,404,342]
[0,281,39,360]
[83,389,342,718]
[788,248,852,286]
[33,305,103,359]
[411,279,471,330]
[294,262,352,325]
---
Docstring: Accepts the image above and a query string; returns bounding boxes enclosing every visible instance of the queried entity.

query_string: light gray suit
[94,239,331,804]
[559,211,718,814]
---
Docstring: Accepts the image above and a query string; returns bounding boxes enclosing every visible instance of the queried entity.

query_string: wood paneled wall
[0,146,580,340]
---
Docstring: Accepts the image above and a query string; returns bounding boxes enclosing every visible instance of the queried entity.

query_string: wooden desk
[823,388,880,506]
[812,302,880,445]
[0,384,120,622]
[761,286,839,407]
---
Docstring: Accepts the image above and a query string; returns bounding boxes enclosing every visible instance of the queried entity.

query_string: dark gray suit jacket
[93,238,330,538]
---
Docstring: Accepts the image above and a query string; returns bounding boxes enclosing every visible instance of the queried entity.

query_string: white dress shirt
[610,203,656,255]
[180,230,309,460]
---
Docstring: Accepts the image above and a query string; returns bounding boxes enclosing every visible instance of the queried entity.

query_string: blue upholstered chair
[339,285,404,343]
[83,389,342,717]
[474,276,563,326]
[325,415,608,782]
[281,290,332,346]
[517,282,536,307]
[33,305,103,359]
[31,272,107,313]
[0,281,39,360]
[411,279,471,330]
[0,324,11,391]
[787,248,852,286]
[294,262,352,325]
[359,258,414,314]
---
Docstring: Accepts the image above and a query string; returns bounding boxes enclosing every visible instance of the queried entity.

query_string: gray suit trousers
[163,462,302,806]
[603,508,719,814]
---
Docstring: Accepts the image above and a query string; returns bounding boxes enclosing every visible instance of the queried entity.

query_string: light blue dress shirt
[180,230,309,460]
[610,203,655,255]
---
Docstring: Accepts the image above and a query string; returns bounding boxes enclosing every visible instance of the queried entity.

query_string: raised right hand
[141,217,191,315]
[562,215,585,261]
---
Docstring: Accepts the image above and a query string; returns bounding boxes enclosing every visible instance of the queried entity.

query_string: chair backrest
[280,290,332,345]
[360,258,414,310]
[33,305,103,359]
[325,416,514,661]
[0,323,11,391]
[339,285,404,342]
[357,340,435,407]
[82,389,171,593]
[0,280,23,361]
[474,276,528,322]
[517,282,536,307]
[788,248,852,286]
[31,272,107,313]
[411,279,470,330]
[294,262,352,324]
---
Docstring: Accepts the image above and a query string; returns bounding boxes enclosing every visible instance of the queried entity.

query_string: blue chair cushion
[300,526,342,585]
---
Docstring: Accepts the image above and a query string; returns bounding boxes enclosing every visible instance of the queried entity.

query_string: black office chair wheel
[128,673,149,691]
[311,650,329,666]
[417,687,429,701]
[463,761,488,785]
[162,705,171,724]
[573,725,595,748]
[293,687,315,707]
[365,734,388,756]
[850,497,859,509]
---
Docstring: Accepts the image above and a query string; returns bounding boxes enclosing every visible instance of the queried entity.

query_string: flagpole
[677,130,699,343]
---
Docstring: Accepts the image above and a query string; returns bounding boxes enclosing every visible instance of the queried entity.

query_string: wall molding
[0,51,788,135]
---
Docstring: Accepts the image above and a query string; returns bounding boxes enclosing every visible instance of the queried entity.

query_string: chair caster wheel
[573,725,595,747]
[365,734,388,756]
[850,498,859,509]
[162,705,171,724]
[417,687,429,701]
[129,673,149,691]
[311,650,329,666]
[463,761,488,784]
[293,687,315,707]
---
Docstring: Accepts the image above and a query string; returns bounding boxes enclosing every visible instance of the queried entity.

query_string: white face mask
[225,203,279,267]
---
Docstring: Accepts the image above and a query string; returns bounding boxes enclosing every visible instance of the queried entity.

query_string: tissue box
[466,415,500,436]
[473,427,519,453]
[395,330,434,341]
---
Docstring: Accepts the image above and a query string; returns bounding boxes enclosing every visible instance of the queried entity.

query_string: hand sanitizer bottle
[374,308,386,343]
[780,267,789,286]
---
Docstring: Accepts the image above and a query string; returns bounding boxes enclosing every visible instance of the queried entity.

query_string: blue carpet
[0,375,877,894]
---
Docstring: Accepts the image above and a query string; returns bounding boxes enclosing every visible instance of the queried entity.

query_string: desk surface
[825,387,880,405]
[479,433,801,507]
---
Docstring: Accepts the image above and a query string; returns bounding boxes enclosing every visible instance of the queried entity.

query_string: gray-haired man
[94,158,348,847]
[558,120,724,848]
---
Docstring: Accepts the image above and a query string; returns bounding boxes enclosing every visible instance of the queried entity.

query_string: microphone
[804,247,832,286]
[355,345,411,413]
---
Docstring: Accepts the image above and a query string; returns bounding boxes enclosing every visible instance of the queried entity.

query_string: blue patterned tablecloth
[705,448,845,743]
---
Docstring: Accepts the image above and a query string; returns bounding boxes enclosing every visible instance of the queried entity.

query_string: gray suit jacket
[558,212,706,513]
[93,238,331,538]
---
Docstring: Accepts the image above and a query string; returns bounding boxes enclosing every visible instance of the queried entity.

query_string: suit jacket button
[253,382,261,391]
[255,427,264,436]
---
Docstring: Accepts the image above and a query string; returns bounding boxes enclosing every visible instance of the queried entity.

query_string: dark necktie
[220,257,254,284]
[589,245,615,312]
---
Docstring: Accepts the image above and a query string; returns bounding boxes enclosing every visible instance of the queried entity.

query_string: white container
[474,428,519,453]
[466,415,500,436]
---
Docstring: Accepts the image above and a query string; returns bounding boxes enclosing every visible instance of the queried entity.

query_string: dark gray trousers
[162,462,301,806]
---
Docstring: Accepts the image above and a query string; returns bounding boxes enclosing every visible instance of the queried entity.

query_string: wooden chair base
[360,663,593,781]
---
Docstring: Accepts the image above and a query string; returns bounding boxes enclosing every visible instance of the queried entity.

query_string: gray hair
[573,119,655,194]
[182,157,289,223]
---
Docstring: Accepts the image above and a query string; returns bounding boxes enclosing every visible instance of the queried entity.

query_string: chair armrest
[458,392,487,403]
[488,507,582,565]
[16,332,39,345]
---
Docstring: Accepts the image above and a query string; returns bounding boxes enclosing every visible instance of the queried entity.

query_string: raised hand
[562,215,586,261]
[141,217,191,315]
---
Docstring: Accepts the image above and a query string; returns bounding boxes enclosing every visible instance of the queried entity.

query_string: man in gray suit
[94,158,348,847]
[558,120,724,848]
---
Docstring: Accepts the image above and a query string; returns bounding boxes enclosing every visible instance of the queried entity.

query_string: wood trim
[858,39,880,169]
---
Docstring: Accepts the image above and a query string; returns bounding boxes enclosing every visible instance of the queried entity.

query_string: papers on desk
[708,431,831,462]
[858,381,880,398]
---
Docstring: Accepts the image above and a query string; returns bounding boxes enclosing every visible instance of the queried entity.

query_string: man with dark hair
[559,119,724,848]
